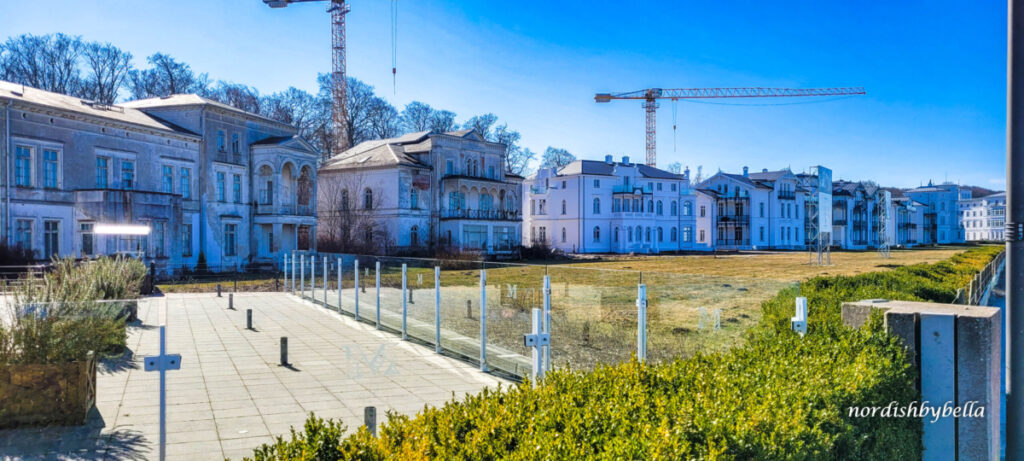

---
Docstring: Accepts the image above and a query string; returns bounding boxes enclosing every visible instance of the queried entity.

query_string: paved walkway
[0,293,507,460]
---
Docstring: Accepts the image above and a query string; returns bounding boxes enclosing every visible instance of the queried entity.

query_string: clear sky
[0,0,1008,189]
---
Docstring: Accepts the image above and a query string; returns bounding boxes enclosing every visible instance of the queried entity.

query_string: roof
[319,129,501,172]
[718,173,772,189]
[122,94,289,127]
[552,159,686,180]
[0,81,198,136]
[251,135,319,155]
[747,169,791,182]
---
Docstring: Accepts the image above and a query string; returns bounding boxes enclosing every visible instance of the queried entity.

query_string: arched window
[657,227,663,242]
[465,158,472,175]
[593,226,600,242]
[636,226,642,242]
[297,167,312,206]
[593,198,600,214]
[645,227,651,242]
[683,201,693,216]
[656,201,663,216]
[258,165,273,205]
[341,189,349,210]
[561,227,566,243]
[364,188,373,210]
[627,227,632,242]
[411,188,419,209]
[561,200,567,215]
[670,201,677,216]
[410,225,419,247]
[633,199,639,211]
[671,227,678,242]
[647,200,653,213]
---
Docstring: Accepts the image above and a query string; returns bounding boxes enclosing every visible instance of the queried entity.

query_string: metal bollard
[364,406,377,437]
[435,266,441,354]
[228,293,234,310]
[246,309,252,330]
[354,259,360,319]
[401,264,408,340]
[280,337,288,366]
[217,283,222,297]
[466,300,472,319]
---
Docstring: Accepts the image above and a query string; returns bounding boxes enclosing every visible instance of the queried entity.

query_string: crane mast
[595,87,866,167]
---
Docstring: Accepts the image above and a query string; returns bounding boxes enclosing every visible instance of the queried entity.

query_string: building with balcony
[523,155,711,254]
[698,167,807,250]
[905,181,968,244]
[0,81,319,272]
[960,191,1006,241]
[317,130,523,255]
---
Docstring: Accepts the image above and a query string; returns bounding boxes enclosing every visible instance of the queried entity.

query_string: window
[671,227,677,242]
[481,193,493,211]
[684,201,693,216]
[538,226,547,243]
[268,231,275,253]
[121,161,134,190]
[15,146,32,187]
[217,130,226,152]
[594,179,600,188]
[162,165,174,193]
[760,226,765,242]
[700,205,706,217]
[699,229,705,242]
[648,200,654,213]
[614,227,619,243]
[488,166,495,178]
[81,223,94,256]
[232,174,242,203]
[645,227,651,242]
[671,184,677,192]
[43,149,59,189]
[656,201,663,216]
[411,188,419,209]
[613,198,621,212]
[561,227,566,243]
[154,221,166,257]
[671,201,678,216]
[96,157,109,188]
[410,226,420,247]
[623,199,630,212]
[561,200,567,215]
[760,202,765,218]
[231,133,240,154]
[364,188,373,210]
[684,226,693,243]
[216,172,226,201]
[182,223,192,257]
[446,160,453,175]
[657,183,662,191]
[633,199,639,212]
[627,226,633,242]
[224,223,237,256]
[593,198,600,214]
[180,167,191,199]
[44,220,59,258]
[593,226,600,242]
[561,180,566,188]
[15,219,32,253]
[539,199,546,214]
[657,227,663,242]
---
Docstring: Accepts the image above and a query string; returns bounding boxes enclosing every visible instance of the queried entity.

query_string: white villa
[697,167,807,250]
[961,191,1006,242]
[522,155,713,254]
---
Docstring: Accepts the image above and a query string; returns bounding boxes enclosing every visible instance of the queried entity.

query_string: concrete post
[228,293,233,310]
[842,300,1000,460]
[435,266,441,353]
[280,337,288,366]
[246,309,252,330]
[480,270,488,372]
[401,264,408,340]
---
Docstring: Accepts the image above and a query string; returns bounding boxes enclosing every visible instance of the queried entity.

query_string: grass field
[158,246,976,371]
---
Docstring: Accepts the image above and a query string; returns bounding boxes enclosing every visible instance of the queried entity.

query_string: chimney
[762,168,768,173]
[742,166,749,177]
[605,154,613,164]
[622,155,630,164]
[683,166,690,180]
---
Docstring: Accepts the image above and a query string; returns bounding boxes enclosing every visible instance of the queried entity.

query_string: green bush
[1,256,149,363]
[245,246,1002,460]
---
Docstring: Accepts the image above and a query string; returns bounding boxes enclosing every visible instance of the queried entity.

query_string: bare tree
[80,42,132,104]
[0,33,84,95]
[666,162,682,174]
[461,113,498,139]
[127,53,209,99]
[400,101,434,132]
[207,81,261,114]
[366,97,400,139]
[540,147,576,169]
[428,110,457,133]
[316,170,392,254]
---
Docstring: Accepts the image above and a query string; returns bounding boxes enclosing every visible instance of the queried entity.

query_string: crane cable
[391,0,398,94]
[672,98,678,152]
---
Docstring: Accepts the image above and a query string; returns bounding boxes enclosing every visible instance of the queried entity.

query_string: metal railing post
[283,253,289,291]
[401,263,408,340]
[300,254,305,299]
[310,254,316,303]
[337,257,342,313]
[375,261,381,329]
[480,269,487,372]
[435,266,441,353]
[530,307,542,385]
[354,259,360,320]
[543,274,552,373]
[290,251,296,294]
[322,255,328,305]
[637,283,647,362]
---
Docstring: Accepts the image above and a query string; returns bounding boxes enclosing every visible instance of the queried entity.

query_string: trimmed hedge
[246,246,1002,460]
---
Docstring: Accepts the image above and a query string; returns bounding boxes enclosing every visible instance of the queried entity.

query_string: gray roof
[553,159,685,180]
[747,169,791,182]
[718,173,772,189]
[320,130,494,172]
[0,81,198,136]
[122,94,291,127]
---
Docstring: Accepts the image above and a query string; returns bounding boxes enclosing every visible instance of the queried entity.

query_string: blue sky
[0,0,1008,189]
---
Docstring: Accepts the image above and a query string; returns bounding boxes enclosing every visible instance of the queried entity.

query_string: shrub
[245,246,1002,460]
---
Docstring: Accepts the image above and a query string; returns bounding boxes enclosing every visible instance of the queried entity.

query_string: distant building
[960,191,1006,241]
[0,81,319,272]
[698,167,807,250]
[317,130,523,255]
[905,181,969,244]
[523,155,712,254]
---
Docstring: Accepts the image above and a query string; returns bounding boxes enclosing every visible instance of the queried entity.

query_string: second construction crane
[595,87,866,167]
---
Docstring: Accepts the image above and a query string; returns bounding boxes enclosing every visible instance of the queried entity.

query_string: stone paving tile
[0,293,506,460]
